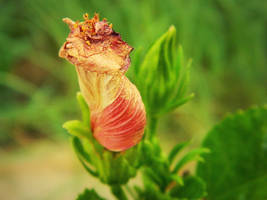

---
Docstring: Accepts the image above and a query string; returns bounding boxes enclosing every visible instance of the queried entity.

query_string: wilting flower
[59,13,146,152]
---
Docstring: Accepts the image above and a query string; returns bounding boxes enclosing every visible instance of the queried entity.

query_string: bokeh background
[0,0,266,199]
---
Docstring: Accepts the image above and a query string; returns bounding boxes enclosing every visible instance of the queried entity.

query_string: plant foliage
[197,106,267,200]
[63,25,267,200]
[63,27,209,199]
[133,26,193,118]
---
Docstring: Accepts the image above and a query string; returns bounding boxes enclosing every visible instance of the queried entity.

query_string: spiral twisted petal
[59,14,146,151]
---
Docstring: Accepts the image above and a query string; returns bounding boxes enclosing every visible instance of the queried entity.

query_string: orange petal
[91,76,146,151]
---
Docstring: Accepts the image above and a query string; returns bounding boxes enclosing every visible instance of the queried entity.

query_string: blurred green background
[0,0,266,199]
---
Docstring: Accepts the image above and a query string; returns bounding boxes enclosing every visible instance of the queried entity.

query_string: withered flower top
[59,13,133,73]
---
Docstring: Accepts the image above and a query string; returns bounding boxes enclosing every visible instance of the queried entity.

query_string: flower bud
[59,14,146,151]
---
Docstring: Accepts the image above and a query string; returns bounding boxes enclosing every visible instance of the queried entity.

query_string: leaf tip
[168,25,176,34]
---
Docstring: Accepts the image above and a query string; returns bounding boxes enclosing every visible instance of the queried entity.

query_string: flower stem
[147,116,158,140]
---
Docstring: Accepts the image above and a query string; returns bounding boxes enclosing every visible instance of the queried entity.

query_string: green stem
[111,185,128,200]
[147,116,158,140]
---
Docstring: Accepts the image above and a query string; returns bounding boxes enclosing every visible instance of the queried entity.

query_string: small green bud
[134,26,194,117]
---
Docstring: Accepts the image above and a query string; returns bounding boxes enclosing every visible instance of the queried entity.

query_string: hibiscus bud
[59,13,146,152]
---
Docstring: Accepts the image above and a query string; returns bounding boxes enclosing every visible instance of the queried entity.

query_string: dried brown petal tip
[59,13,133,73]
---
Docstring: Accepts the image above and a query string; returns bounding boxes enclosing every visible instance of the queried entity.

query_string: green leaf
[197,106,267,200]
[168,141,190,165]
[134,26,192,118]
[76,188,105,200]
[169,176,207,199]
[143,167,163,187]
[172,148,210,173]
[63,120,90,138]
[162,93,194,115]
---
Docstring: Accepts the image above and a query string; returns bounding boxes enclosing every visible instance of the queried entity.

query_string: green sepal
[99,146,141,185]
[72,136,98,177]
[77,92,90,126]
[172,148,210,174]
[63,120,90,139]
[168,141,190,165]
